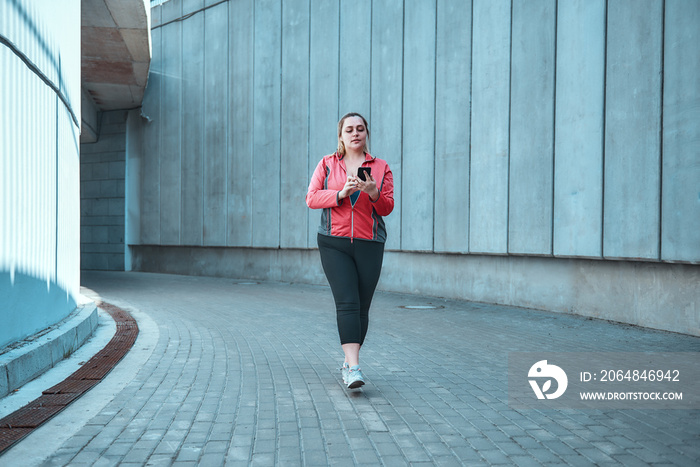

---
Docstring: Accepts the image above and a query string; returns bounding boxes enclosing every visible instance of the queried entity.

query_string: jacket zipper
[344,157,368,243]
[351,209,354,243]
[345,160,355,243]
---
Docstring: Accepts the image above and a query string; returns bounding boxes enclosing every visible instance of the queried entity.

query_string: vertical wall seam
[369,0,373,129]
[251,0,256,247]
[157,23,162,245]
[658,0,665,261]
[601,0,608,259]
[55,89,59,281]
[432,0,438,253]
[202,9,207,246]
[506,0,513,254]
[159,20,164,244]
[180,13,185,245]
[278,0,283,248]
[401,0,406,251]
[306,0,312,249]
[178,4,183,246]
[551,0,558,257]
[467,0,474,253]
[226,1,231,248]
[337,3,341,120]
[56,56,61,281]
[201,11,205,247]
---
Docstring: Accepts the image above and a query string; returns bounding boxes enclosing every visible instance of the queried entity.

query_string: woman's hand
[357,173,379,201]
[339,176,360,199]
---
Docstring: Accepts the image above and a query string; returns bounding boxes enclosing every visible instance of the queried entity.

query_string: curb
[0,303,99,399]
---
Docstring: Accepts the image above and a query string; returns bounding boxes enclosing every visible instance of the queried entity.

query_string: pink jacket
[306,152,394,242]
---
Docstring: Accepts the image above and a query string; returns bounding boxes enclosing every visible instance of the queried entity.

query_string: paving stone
[327,456,357,467]
[467,436,497,451]
[70,449,104,464]
[576,447,616,464]
[174,445,201,462]
[432,455,468,467]
[92,455,122,467]
[528,447,564,463]
[302,450,328,465]
[506,455,542,467]
[541,439,579,457]
[102,442,132,457]
[626,447,671,463]
[513,435,542,450]
[121,449,152,464]
[558,454,601,467]
[496,441,529,457]
[423,442,453,457]
[479,449,511,464]
[143,454,176,466]
[40,453,78,466]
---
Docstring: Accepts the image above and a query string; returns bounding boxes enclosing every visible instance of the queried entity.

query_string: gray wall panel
[434,0,471,253]
[140,27,161,245]
[182,0,203,16]
[370,0,403,251]
[252,0,282,247]
[469,0,511,254]
[203,4,228,246]
[307,0,339,247]
[280,0,310,248]
[181,11,204,246]
[159,15,182,245]
[508,0,555,255]
[604,0,663,260]
[182,0,202,16]
[662,0,700,262]
[553,0,605,258]
[150,0,162,27]
[339,0,371,118]
[161,0,180,23]
[401,0,436,252]
[228,0,254,246]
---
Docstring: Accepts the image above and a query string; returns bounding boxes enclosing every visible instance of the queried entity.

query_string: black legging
[317,233,385,345]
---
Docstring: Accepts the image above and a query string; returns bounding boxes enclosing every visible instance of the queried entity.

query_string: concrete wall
[128,0,700,335]
[0,0,82,348]
[130,246,700,337]
[80,111,127,271]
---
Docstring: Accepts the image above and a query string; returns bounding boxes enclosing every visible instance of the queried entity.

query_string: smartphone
[357,167,371,182]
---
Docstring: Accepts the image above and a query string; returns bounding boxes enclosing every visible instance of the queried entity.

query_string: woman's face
[340,116,367,154]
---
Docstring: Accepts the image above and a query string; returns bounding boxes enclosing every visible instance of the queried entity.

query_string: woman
[306,112,394,389]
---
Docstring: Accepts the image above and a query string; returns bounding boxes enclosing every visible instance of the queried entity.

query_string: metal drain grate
[0,302,139,453]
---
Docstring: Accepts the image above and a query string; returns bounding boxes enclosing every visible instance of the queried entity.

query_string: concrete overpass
[80,0,151,142]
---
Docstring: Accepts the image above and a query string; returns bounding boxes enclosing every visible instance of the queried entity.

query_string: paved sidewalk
[2,271,699,466]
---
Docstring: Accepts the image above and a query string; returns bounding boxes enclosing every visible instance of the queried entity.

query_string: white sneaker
[341,362,350,385]
[346,365,365,389]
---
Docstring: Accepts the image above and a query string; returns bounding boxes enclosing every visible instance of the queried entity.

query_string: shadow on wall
[0,271,77,350]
